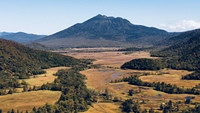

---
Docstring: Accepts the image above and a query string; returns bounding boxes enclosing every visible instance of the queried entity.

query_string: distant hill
[38,14,174,48]
[156,30,199,46]
[0,39,80,79]
[0,32,12,37]
[0,32,46,43]
[151,28,200,70]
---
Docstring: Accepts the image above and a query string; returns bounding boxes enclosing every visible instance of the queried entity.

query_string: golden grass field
[0,90,61,113]
[81,102,121,113]
[0,67,68,112]
[140,69,200,88]
[66,51,152,68]
[82,68,200,112]
[72,51,200,113]
[1,49,198,113]
[24,67,70,86]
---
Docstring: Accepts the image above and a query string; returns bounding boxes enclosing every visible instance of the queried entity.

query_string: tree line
[114,75,200,95]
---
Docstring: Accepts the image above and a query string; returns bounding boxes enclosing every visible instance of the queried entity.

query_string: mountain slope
[38,14,173,48]
[26,42,51,51]
[0,39,80,79]
[0,32,46,43]
[151,28,200,70]
[156,29,199,46]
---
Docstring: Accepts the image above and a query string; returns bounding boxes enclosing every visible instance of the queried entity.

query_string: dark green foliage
[11,109,14,113]
[26,42,51,51]
[151,29,200,71]
[7,89,14,94]
[121,99,141,113]
[121,58,166,70]
[160,100,176,113]
[182,71,200,80]
[0,39,80,89]
[113,97,120,102]
[37,67,97,113]
[121,99,134,112]
[121,75,200,95]
[0,75,20,89]
[149,108,154,113]
[128,89,134,96]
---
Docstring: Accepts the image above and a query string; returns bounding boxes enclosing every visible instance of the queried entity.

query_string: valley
[64,50,152,68]
[0,11,199,113]
[61,49,200,113]
[0,46,199,112]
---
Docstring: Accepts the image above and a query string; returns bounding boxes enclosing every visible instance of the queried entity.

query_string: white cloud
[159,20,200,32]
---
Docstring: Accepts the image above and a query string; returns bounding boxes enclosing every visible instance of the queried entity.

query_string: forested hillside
[121,58,165,70]
[122,29,200,73]
[0,39,80,80]
[151,29,200,70]
[26,42,51,51]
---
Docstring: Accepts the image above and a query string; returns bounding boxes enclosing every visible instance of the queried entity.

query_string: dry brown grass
[139,69,199,88]
[80,68,142,90]
[132,88,200,110]
[66,51,152,68]
[0,90,61,113]
[24,67,70,86]
[82,102,121,113]
[68,49,200,112]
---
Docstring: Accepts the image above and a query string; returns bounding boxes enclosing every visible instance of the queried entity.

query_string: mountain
[0,39,80,79]
[0,32,12,37]
[0,32,46,43]
[38,14,174,48]
[151,28,200,70]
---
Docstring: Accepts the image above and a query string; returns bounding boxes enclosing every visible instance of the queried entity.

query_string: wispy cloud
[160,20,200,32]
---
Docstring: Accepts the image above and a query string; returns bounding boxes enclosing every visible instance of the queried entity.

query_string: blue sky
[0,0,200,35]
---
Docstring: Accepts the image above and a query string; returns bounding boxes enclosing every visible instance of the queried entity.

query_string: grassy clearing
[80,68,141,91]
[66,51,152,68]
[23,67,70,86]
[139,69,199,88]
[0,90,61,112]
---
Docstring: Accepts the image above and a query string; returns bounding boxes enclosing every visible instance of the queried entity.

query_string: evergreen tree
[128,89,134,96]
[11,109,15,113]
[8,89,13,94]
[149,108,154,113]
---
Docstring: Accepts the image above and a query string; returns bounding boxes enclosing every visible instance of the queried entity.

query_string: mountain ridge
[37,14,175,48]
[0,32,46,44]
